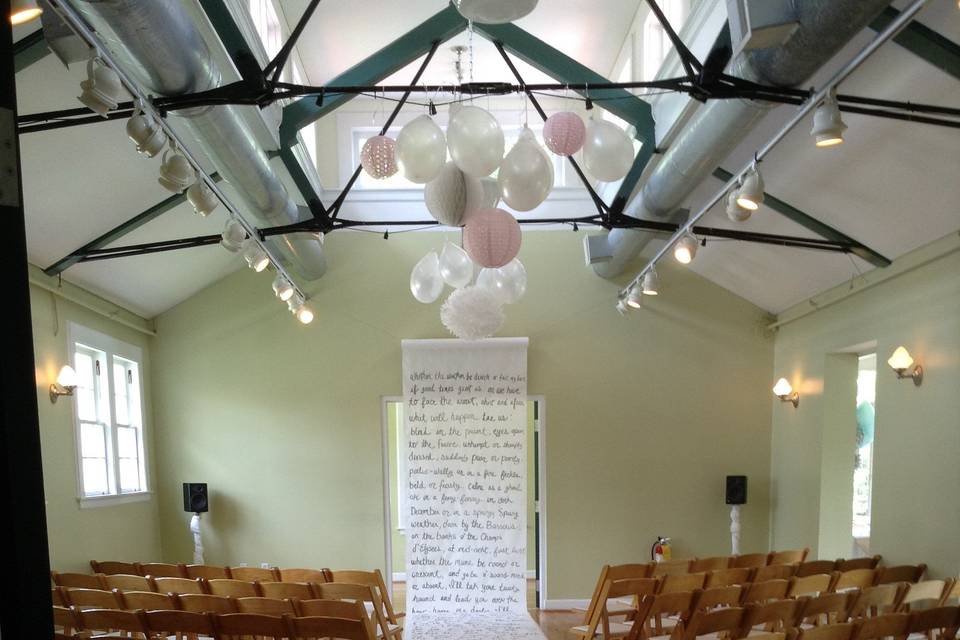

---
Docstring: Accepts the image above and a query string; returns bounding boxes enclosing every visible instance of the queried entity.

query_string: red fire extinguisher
[651,536,672,562]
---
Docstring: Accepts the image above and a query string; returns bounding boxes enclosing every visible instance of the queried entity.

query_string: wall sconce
[49,365,78,403]
[773,378,799,408]
[887,346,923,386]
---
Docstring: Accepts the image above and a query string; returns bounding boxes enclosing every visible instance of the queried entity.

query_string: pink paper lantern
[463,208,522,268]
[543,111,586,156]
[361,135,398,179]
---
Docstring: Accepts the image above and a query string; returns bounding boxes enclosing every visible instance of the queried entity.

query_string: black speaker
[726,475,747,505]
[183,483,208,513]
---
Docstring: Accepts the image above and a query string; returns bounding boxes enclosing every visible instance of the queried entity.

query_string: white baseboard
[544,598,589,610]
[392,570,538,582]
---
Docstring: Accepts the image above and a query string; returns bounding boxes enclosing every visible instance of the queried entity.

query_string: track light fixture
[726,191,752,222]
[10,0,43,26]
[674,234,699,264]
[241,238,270,272]
[287,293,315,324]
[78,56,125,116]
[641,270,659,296]
[272,274,295,302]
[626,285,643,309]
[811,89,847,148]
[736,162,764,211]
[221,219,246,253]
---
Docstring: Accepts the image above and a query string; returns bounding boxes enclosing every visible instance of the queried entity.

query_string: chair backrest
[52,605,77,632]
[800,592,855,625]
[904,606,960,638]
[176,593,237,614]
[213,612,290,639]
[207,578,259,598]
[143,609,217,635]
[754,565,798,583]
[742,598,805,632]
[235,596,296,615]
[769,549,810,566]
[325,569,399,623]
[732,554,770,570]
[846,584,905,620]
[90,560,138,575]
[583,564,651,624]
[153,576,206,595]
[75,607,148,633]
[116,589,176,611]
[103,573,153,592]
[707,568,753,588]
[789,574,834,597]
[228,566,280,582]
[682,606,748,640]
[851,612,910,640]
[660,573,707,594]
[875,565,926,585]
[280,567,329,583]
[645,590,700,619]
[943,580,960,606]
[797,561,839,578]
[796,622,856,640]
[315,582,392,640]
[294,598,370,619]
[138,562,186,578]
[259,580,316,600]
[52,572,104,589]
[833,570,877,592]
[52,587,66,606]
[694,585,743,611]
[742,580,790,604]
[62,587,120,610]
[581,579,655,640]
[690,557,732,573]
[836,557,881,572]
[653,559,695,576]
[898,580,951,610]
[185,563,230,580]
[288,615,376,640]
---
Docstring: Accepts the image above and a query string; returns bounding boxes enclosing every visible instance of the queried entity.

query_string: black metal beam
[871,6,960,82]
[712,167,891,268]
[13,28,49,74]
[44,173,223,275]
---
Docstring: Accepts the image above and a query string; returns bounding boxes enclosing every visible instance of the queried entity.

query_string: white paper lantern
[498,126,554,211]
[582,118,635,182]
[424,161,468,226]
[453,0,538,24]
[361,135,398,180]
[440,286,506,340]
[447,105,505,177]
[396,115,447,184]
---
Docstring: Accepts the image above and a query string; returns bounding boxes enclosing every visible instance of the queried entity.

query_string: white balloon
[410,251,445,303]
[476,267,511,303]
[498,127,554,211]
[439,242,475,289]
[447,105,505,177]
[396,115,447,184]
[582,118,635,182]
[424,161,468,226]
[498,258,528,303]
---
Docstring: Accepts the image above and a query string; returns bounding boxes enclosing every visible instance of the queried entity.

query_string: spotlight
[626,285,643,309]
[674,234,698,264]
[726,191,751,222]
[221,220,246,253]
[287,293,314,324]
[78,57,125,116]
[641,270,659,296]
[10,0,42,25]
[811,91,847,148]
[241,239,270,272]
[736,165,764,211]
[186,176,220,217]
[158,147,195,194]
[272,275,295,302]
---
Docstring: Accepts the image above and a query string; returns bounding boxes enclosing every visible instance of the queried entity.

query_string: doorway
[852,354,876,557]
[380,396,547,610]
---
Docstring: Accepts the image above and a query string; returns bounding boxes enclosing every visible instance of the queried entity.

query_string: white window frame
[68,323,151,508]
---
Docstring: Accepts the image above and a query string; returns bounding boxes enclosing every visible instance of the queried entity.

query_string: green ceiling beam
[14,30,50,74]
[870,6,960,82]
[44,174,223,276]
[712,167,890,268]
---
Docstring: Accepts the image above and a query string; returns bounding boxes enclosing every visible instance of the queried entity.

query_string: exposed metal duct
[592,0,895,278]
[67,0,327,279]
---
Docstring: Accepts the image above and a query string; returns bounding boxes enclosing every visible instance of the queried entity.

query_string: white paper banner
[406,613,546,640]
[402,338,529,615]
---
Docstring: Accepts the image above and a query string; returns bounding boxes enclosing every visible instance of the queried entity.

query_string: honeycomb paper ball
[543,111,586,156]
[463,208,522,268]
[424,161,468,226]
[360,135,398,179]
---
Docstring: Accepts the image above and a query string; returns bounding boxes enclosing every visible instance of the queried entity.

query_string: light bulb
[242,239,270,272]
[57,365,78,388]
[736,168,764,211]
[272,275,295,302]
[726,191,751,222]
[674,234,698,264]
[296,305,315,324]
[772,378,793,397]
[10,0,42,25]
[641,271,659,296]
[887,346,914,372]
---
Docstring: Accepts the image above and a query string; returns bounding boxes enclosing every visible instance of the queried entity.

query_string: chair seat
[570,621,633,638]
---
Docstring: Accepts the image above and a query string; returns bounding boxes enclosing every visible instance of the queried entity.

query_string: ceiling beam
[712,167,890,268]
[44,173,222,276]
[870,6,960,82]
[14,30,50,74]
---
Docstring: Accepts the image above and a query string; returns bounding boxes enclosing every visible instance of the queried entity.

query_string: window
[641,0,689,82]
[70,324,148,504]
[249,0,283,63]
[852,353,876,556]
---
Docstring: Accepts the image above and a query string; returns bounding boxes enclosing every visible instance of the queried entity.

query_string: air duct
[592,0,894,278]
[67,0,326,279]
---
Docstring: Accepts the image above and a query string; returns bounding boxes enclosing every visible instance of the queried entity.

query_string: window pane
[118,458,141,493]
[82,458,109,495]
[117,426,138,459]
[80,422,106,458]
[77,388,97,422]
[127,364,142,427]
[75,351,94,388]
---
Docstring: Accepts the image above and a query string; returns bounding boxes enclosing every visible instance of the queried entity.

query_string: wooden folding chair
[798,592,855,627]
[789,574,834,598]
[798,562,839,578]
[103,573,154,592]
[653,560,695,577]
[732,555,770,570]
[279,568,328,584]
[138,563,186,578]
[792,622,856,640]
[678,605,748,640]
[143,610,217,638]
[206,578,259,598]
[62,587,121,610]
[235,596,296,615]
[850,612,910,640]
[707,569,754,588]
[287,615,377,640]
[316,582,399,640]
[691,558,732,573]
[570,579,656,639]
[833,571,877,593]
[259,581,316,600]
[228,566,280,582]
[742,580,790,605]
[583,566,655,621]
[153,577,206,595]
[176,593,237,614]
[903,606,960,640]
[897,580,953,612]
[633,590,700,639]
[875,566,926,586]
[52,572,104,589]
[660,574,707,594]
[741,598,805,634]
[75,607,149,637]
[213,612,289,639]
[53,605,78,635]
[836,558,881,572]
[294,598,371,619]
[91,560,139,576]
[184,564,229,580]
[754,565,798,583]
[324,570,403,630]
[845,585,905,620]
[693,586,743,612]
[116,589,176,611]
[942,581,960,606]
[769,550,810,566]
[52,587,66,606]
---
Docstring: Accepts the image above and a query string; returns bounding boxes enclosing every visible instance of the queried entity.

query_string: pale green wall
[150,231,774,600]
[30,284,162,573]
[770,249,960,577]
[817,354,857,560]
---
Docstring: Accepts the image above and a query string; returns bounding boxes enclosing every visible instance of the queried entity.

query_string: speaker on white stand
[190,513,205,564]
[726,475,747,555]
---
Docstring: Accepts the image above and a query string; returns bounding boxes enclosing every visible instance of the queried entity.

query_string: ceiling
[12,0,960,319]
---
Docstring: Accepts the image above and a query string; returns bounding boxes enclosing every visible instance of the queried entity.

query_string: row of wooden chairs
[650,552,887,577]
[88,560,330,582]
